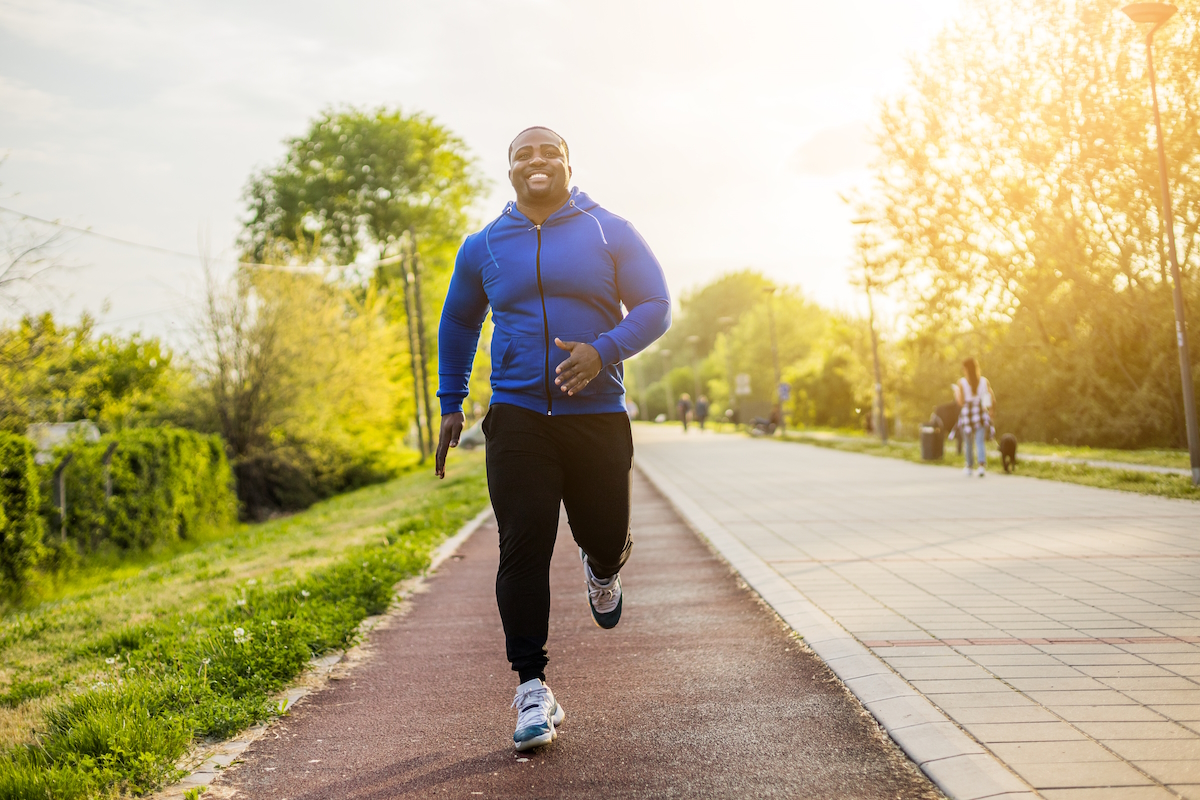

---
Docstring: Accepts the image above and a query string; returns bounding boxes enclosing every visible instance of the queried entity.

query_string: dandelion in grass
[105,657,115,665]
[247,578,257,586]
[301,589,310,598]
[237,598,247,606]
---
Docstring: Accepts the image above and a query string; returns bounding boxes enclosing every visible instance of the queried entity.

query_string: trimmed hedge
[47,427,237,553]
[0,433,42,592]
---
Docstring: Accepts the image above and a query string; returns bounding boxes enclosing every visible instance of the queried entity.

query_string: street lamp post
[865,276,888,446]
[1123,3,1200,486]
[718,316,737,425]
[763,287,784,434]
[851,218,888,446]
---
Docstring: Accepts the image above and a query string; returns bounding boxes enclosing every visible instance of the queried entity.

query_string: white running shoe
[511,678,565,752]
[580,548,623,629]
[963,466,972,476]
[976,466,986,477]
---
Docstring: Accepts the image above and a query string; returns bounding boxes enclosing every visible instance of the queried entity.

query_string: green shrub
[0,434,43,593]
[44,427,237,553]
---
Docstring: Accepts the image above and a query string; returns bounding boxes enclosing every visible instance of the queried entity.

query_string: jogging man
[435,126,670,751]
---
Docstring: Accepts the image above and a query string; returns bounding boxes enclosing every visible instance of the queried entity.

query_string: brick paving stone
[1040,789,1178,799]
[633,426,1200,799]
[1010,760,1154,788]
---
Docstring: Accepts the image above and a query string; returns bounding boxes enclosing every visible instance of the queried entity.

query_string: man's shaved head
[508,126,569,164]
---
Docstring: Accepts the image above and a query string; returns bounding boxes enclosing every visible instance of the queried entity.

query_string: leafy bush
[45,427,236,553]
[0,433,42,593]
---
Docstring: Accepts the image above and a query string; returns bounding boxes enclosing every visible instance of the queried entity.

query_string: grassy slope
[778,432,1200,501]
[0,451,488,797]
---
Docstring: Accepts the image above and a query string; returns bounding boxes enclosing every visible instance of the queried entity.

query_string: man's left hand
[554,338,602,396]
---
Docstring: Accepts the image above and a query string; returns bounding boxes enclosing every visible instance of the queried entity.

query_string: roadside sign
[735,373,751,396]
[778,382,791,402]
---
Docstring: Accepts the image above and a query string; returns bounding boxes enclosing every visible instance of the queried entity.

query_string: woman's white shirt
[958,376,992,409]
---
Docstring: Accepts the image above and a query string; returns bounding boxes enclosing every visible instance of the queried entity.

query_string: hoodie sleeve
[437,241,489,415]
[592,220,672,367]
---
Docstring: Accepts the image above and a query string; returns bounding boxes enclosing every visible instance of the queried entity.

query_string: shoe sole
[589,593,622,629]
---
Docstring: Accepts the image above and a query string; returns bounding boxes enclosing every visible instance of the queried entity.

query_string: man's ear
[568,165,573,179]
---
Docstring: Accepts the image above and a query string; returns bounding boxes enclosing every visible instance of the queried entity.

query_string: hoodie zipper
[534,225,553,415]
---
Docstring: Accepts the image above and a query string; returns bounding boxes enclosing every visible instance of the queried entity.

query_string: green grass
[0,452,488,798]
[1013,442,1191,470]
[784,426,1191,470]
[778,432,1200,501]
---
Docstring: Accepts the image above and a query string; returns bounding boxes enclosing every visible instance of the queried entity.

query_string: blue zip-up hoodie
[438,187,671,416]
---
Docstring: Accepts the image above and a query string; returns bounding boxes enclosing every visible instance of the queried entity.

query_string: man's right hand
[435,412,465,479]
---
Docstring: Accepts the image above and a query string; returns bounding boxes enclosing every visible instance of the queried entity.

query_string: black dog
[999,433,1018,473]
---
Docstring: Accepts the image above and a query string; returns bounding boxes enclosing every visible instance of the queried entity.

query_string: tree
[862,0,1200,447]
[192,262,407,518]
[0,216,65,309]
[239,107,489,457]
[239,107,486,268]
[0,313,181,434]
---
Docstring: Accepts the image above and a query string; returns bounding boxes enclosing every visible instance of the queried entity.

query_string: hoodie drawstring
[484,208,509,269]
[570,200,608,245]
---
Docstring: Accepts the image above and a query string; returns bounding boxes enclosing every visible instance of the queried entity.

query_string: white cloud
[0,76,64,122]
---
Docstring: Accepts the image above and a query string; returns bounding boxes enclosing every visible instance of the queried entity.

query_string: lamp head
[1122,3,1177,25]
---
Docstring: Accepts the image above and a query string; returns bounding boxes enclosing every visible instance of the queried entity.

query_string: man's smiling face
[508,128,571,207]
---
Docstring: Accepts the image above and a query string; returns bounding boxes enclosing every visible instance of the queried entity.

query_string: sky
[0,0,964,348]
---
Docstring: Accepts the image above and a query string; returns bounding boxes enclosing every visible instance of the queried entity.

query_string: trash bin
[920,425,944,461]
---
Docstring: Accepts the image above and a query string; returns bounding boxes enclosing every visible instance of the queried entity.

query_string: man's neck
[516,191,571,226]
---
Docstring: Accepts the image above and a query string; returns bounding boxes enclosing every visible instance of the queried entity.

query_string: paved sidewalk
[211,470,940,799]
[634,426,1200,799]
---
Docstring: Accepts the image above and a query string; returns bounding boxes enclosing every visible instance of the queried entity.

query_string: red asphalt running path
[213,470,941,799]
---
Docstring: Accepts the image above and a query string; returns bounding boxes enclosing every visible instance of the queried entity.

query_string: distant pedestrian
[952,358,995,477]
[695,395,710,431]
[435,126,671,752]
[677,393,692,432]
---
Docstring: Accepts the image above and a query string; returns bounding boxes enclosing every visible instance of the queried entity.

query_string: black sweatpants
[482,403,633,684]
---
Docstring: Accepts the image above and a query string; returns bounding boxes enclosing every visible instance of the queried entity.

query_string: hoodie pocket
[492,333,547,395]
[554,331,623,396]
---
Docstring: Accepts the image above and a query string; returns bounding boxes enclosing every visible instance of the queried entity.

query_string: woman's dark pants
[483,403,633,684]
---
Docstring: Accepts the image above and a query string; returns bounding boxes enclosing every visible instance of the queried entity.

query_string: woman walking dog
[952,358,995,477]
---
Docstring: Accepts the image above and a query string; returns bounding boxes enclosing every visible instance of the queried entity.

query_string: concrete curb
[635,458,1037,800]
[153,505,495,799]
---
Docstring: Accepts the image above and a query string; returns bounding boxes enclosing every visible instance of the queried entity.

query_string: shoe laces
[512,683,551,730]
[585,563,621,614]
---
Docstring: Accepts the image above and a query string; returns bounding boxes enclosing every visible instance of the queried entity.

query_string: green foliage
[862,0,1200,447]
[631,270,874,427]
[194,267,411,519]
[239,106,487,266]
[0,459,489,798]
[44,427,236,553]
[0,313,185,435]
[0,433,41,593]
